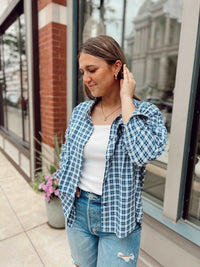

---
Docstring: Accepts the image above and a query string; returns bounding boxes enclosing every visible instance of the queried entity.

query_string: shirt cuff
[122,109,149,126]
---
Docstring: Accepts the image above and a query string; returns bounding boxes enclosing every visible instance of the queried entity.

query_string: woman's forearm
[121,95,136,124]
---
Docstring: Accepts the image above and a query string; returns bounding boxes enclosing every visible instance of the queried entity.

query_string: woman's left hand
[120,64,136,100]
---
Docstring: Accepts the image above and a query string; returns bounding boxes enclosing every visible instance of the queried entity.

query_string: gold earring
[114,73,118,80]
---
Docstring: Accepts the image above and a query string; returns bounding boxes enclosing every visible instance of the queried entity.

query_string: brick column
[38,0,67,147]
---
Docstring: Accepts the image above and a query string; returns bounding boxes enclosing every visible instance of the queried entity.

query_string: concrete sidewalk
[0,151,73,267]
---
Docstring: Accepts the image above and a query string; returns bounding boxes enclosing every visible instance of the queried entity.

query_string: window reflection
[78,0,183,204]
[20,14,29,142]
[188,123,200,226]
[127,0,182,203]
[4,18,22,138]
[0,14,29,142]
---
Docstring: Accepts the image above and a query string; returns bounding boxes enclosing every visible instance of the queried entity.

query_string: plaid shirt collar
[85,97,147,126]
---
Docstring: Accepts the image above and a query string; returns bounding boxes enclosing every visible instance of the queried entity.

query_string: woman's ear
[114,60,122,73]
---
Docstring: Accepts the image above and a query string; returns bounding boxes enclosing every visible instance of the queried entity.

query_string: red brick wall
[38,0,66,11]
[39,2,67,147]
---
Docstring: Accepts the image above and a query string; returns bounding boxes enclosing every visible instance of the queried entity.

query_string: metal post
[121,0,127,50]
[73,0,79,107]
[18,16,25,141]
[0,37,4,126]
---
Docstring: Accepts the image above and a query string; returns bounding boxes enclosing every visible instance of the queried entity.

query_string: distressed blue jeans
[66,190,141,267]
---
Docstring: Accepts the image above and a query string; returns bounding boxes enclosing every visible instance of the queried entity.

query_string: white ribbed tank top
[78,125,111,195]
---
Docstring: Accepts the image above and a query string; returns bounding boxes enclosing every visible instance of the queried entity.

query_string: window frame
[0,0,41,179]
[0,0,29,147]
[162,0,200,221]
[144,0,200,245]
[1,14,28,142]
[24,0,41,178]
[182,19,200,222]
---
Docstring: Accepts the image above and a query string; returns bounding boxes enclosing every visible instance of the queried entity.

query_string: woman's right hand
[120,64,136,100]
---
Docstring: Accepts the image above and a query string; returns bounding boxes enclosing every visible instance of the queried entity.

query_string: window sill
[142,196,200,247]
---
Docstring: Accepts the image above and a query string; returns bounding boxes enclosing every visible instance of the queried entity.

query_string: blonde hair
[78,35,140,100]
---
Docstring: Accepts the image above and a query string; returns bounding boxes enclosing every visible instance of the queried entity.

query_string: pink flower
[54,179,59,185]
[46,179,53,186]
[38,182,45,189]
[45,196,51,202]
[46,190,51,197]
[37,173,61,201]
[54,189,60,197]
[44,174,51,180]
[49,187,55,193]
[42,185,47,191]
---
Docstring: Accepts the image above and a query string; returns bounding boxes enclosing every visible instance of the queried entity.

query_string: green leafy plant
[31,171,45,194]
[31,132,63,202]
[34,132,63,174]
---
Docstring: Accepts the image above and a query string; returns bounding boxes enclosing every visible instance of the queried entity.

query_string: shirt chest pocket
[108,134,128,160]
[116,133,127,154]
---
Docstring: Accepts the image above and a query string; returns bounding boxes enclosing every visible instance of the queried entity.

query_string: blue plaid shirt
[55,98,167,238]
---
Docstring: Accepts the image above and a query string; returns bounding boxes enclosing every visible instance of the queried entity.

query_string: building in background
[126,0,182,133]
[0,0,200,266]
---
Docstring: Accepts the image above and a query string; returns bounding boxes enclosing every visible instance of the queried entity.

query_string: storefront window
[188,113,200,226]
[0,14,29,143]
[78,0,183,205]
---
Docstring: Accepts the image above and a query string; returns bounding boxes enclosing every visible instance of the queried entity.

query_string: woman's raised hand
[120,64,136,100]
[120,64,136,124]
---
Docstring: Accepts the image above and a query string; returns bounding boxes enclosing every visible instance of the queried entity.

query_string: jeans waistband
[79,189,101,200]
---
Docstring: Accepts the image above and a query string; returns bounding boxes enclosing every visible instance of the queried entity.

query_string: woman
[55,35,167,267]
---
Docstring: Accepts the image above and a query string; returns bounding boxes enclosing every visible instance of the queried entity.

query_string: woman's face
[79,53,117,98]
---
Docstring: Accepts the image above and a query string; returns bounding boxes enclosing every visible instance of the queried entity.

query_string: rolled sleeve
[122,103,167,165]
